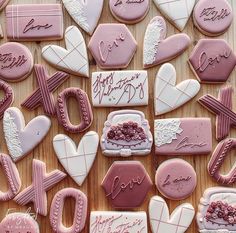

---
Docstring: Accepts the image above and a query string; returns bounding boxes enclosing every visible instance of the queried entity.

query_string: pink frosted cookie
[6,4,63,41]
[0,213,39,233]
[189,39,236,83]
[154,118,212,155]
[109,0,149,24]
[101,161,152,209]
[208,138,236,185]
[143,16,190,68]
[50,188,87,233]
[3,107,51,162]
[155,159,197,200]
[197,187,236,232]
[88,24,137,69]
[0,42,33,82]
[193,0,233,36]
[100,110,153,157]
[14,159,66,216]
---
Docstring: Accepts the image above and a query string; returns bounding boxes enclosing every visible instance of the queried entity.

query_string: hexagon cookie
[101,161,152,209]
[189,39,236,83]
[88,24,137,69]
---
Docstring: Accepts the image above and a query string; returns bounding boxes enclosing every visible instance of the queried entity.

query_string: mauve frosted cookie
[197,187,236,232]
[0,42,33,82]
[6,4,63,41]
[155,118,212,155]
[109,0,149,24]
[193,0,233,36]
[88,24,137,69]
[101,161,152,209]
[155,159,197,200]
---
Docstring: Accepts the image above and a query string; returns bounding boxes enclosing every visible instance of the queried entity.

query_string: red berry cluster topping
[107,121,147,142]
[206,201,236,224]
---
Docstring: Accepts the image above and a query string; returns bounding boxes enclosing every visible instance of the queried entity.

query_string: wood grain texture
[0,0,235,232]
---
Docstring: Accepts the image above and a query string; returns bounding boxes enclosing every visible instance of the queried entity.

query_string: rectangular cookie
[155,118,212,155]
[6,4,63,41]
[91,71,148,107]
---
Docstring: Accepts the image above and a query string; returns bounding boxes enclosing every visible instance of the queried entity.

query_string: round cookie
[193,0,233,36]
[109,0,149,24]
[0,42,33,82]
[155,158,197,200]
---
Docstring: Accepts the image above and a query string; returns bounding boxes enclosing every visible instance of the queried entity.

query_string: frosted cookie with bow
[62,0,104,35]
[154,63,200,115]
[100,110,153,157]
[42,26,89,77]
[53,131,99,186]
[149,196,195,233]
[143,17,191,68]
[153,0,196,31]
[3,107,51,162]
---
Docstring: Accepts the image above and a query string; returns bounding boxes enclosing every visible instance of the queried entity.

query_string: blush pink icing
[0,42,33,82]
[109,0,149,23]
[155,159,197,200]
[193,0,233,36]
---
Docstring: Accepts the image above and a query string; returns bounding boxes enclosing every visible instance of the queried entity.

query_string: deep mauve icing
[155,118,212,155]
[109,0,149,23]
[193,0,233,36]
[189,39,236,83]
[0,42,33,82]
[155,159,197,200]
[101,161,152,209]
[6,4,63,41]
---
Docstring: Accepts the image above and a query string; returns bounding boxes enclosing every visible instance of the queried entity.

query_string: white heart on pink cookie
[3,107,51,162]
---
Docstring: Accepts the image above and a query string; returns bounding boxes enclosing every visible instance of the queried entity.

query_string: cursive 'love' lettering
[23,18,53,34]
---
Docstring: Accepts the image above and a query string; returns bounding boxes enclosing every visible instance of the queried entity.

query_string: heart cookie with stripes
[53,131,99,186]
[42,26,89,77]
[155,63,200,115]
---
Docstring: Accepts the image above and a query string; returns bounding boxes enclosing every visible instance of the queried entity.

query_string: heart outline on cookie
[3,107,51,162]
[62,0,104,35]
[155,63,200,115]
[153,0,196,31]
[149,196,195,233]
[53,131,99,186]
[42,26,89,77]
[143,16,190,68]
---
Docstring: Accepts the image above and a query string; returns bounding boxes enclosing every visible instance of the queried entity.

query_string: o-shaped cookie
[50,188,88,233]
[208,138,236,185]
[57,88,93,133]
[0,153,21,201]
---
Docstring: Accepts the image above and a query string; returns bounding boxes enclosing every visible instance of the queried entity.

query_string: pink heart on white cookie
[53,131,99,186]
[149,196,195,233]
[3,107,51,162]
[155,63,200,115]
[143,16,191,68]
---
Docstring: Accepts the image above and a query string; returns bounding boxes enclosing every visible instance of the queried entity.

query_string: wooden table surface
[0,0,236,232]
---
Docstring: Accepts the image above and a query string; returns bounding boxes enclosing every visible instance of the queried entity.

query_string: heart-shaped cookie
[149,196,195,233]
[3,107,51,162]
[153,0,196,31]
[0,213,39,233]
[42,26,89,77]
[53,131,99,186]
[62,0,104,35]
[143,16,190,68]
[155,63,200,115]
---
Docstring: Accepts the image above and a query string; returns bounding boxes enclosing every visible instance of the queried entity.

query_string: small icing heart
[42,26,89,77]
[53,131,99,186]
[155,63,200,115]
[3,107,51,162]
[153,0,196,31]
[62,0,104,35]
[143,16,190,68]
[149,196,195,233]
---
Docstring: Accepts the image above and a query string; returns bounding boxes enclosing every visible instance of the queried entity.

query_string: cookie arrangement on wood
[0,0,235,232]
